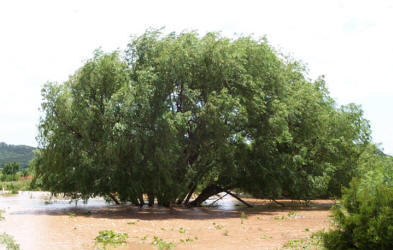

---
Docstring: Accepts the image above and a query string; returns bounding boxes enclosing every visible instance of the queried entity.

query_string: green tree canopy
[1,161,20,177]
[32,30,371,206]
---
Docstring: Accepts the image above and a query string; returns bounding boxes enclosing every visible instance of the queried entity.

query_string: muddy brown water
[0,192,334,249]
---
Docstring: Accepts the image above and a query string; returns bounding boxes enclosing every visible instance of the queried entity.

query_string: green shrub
[0,179,33,192]
[322,151,393,249]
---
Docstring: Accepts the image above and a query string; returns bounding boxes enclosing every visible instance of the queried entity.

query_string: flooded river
[0,192,333,249]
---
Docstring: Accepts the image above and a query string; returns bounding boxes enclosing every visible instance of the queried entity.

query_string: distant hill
[0,142,35,169]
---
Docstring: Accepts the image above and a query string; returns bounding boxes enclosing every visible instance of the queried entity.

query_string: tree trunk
[176,192,187,205]
[131,197,140,206]
[138,194,145,207]
[148,193,155,206]
[183,184,197,205]
[188,184,225,207]
[108,193,120,205]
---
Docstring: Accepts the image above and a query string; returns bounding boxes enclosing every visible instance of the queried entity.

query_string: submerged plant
[151,236,175,250]
[287,211,299,218]
[240,211,247,224]
[212,222,224,230]
[283,233,322,249]
[0,209,5,221]
[0,233,20,250]
[94,230,128,249]
[260,235,273,240]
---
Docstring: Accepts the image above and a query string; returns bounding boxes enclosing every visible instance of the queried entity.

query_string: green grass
[0,233,20,250]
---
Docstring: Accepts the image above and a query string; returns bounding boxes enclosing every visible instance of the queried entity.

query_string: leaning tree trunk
[183,183,197,205]
[188,184,225,207]
[108,193,120,205]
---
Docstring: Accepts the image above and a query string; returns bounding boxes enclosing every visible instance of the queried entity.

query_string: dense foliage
[322,146,393,249]
[0,142,34,169]
[1,161,20,181]
[32,30,370,206]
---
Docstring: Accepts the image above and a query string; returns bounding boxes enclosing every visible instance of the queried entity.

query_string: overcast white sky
[1,0,392,154]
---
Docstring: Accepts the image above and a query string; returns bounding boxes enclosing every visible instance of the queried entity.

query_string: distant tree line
[1,161,20,181]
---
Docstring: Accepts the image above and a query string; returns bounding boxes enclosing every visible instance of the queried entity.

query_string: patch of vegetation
[94,230,128,249]
[68,212,76,218]
[223,230,229,236]
[320,147,393,249]
[180,237,195,243]
[287,211,299,218]
[0,233,20,250]
[240,211,247,224]
[283,234,323,249]
[261,235,273,240]
[126,219,139,225]
[0,209,5,220]
[178,227,186,233]
[273,216,286,221]
[212,222,224,230]
[151,236,175,250]
[0,179,33,192]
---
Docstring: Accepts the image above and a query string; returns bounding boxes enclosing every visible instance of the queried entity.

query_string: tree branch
[225,190,253,208]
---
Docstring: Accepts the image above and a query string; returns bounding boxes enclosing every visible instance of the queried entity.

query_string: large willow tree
[32,30,370,206]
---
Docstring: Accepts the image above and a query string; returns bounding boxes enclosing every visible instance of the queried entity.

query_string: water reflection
[0,192,110,214]
[0,191,240,213]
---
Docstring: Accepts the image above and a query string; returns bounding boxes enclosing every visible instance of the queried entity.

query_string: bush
[322,150,393,249]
